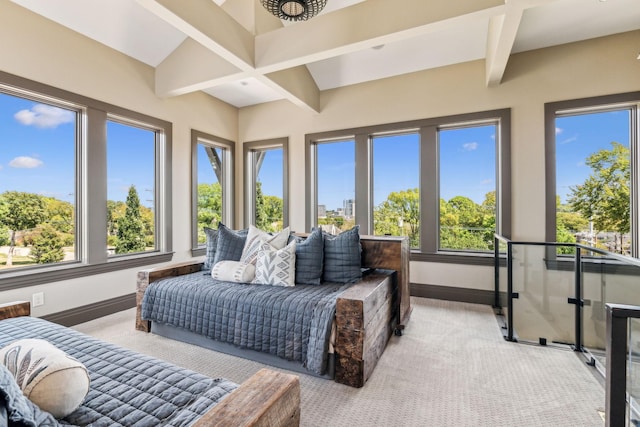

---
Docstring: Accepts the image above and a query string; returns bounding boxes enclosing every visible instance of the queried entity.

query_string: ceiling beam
[136,0,254,69]
[138,0,320,112]
[485,0,560,86]
[255,0,506,73]
[156,38,243,97]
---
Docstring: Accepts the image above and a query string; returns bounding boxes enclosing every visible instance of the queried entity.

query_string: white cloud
[480,179,493,185]
[14,104,74,129]
[560,136,578,145]
[463,142,478,151]
[9,156,43,168]
[556,127,563,135]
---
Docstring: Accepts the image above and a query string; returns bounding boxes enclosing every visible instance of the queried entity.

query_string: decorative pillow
[322,225,362,284]
[202,226,219,271]
[240,225,290,265]
[211,260,256,283]
[253,240,296,287]
[213,223,249,265]
[292,228,324,285]
[0,364,59,426]
[0,338,90,419]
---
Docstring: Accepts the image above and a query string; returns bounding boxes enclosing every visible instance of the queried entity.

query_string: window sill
[411,251,497,266]
[0,252,174,292]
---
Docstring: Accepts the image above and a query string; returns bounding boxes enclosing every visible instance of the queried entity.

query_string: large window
[0,91,78,270]
[546,93,639,257]
[244,138,288,232]
[0,71,172,289]
[107,119,157,256]
[192,130,234,252]
[307,109,511,264]
[439,124,497,252]
[315,139,355,234]
[372,133,420,247]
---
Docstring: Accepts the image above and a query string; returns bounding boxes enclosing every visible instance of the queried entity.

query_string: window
[312,139,356,234]
[0,91,78,270]
[107,119,157,256]
[546,93,640,257]
[192,130,234,252]
[439,123,496,252]
[244,138,288,232]
[0,71,172,290]
[307,109,511,264]
[372,132,420,248]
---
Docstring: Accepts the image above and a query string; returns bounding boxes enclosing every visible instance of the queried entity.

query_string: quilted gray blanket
[0,316,237,426]
[141,273,349,375]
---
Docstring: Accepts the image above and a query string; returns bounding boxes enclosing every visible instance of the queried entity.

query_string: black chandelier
[260,0,328,21]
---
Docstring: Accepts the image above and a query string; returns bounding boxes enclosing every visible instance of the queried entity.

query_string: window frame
[306,109,511,266]
[545,92,640,258]
[191,130,235,256]
[243,137,289,229]
[0,70,173,292]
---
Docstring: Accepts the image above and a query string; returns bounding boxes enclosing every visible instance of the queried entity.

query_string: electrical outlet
[32,292,44,307]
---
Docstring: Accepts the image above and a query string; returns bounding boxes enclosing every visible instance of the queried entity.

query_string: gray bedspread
[141,273,349,375]
[0,316,237,426]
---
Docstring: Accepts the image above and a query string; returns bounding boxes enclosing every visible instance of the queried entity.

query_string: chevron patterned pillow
[253,240,296,287]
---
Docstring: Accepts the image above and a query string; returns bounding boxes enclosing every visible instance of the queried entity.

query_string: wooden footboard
[335,271,396,388]
[0,301,31,320]
[194,369,300,427]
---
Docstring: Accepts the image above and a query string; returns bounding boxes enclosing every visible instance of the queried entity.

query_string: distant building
[343,199,355,218]
[318,204,326,217]
[336,208,344,217]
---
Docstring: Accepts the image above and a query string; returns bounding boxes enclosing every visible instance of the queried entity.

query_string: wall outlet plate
[32,292,44,307]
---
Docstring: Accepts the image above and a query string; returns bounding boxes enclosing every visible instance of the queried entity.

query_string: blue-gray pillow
[293,228,324,285]
[322,225,362,284]
[213,223,248,264]
[202,227,219,271]
[0,364,59,427]
[203,227,218,270]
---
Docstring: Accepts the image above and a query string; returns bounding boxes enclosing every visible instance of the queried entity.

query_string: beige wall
[0,2,238,316]
[239,30,640,291]
[0,0,639,315]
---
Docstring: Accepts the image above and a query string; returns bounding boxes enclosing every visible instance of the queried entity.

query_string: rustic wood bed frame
[135,234,411,388]
[0,301,301,427]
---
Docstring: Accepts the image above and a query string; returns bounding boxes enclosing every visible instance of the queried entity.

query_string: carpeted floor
[73,297,605,426]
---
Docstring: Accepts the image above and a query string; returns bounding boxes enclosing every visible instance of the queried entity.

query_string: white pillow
[253,240,296,287]
[211,260,256,283]
[0,338,90,418]
[240,225,290,265]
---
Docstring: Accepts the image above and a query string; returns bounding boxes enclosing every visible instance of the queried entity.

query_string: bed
[0,301,300,427]
[136,232,411,388]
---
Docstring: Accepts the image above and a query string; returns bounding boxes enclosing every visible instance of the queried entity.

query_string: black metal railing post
[507,241,514,342]
[574,246,583,352]
[494,236,501,309]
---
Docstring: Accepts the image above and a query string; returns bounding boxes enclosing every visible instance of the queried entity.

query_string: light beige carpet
[73,297,604,426]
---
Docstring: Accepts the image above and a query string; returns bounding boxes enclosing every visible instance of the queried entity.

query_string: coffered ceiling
[11,0,640,111]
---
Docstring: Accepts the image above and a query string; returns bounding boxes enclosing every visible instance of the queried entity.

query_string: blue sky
[0,92,156,207]
[556,110,630,203]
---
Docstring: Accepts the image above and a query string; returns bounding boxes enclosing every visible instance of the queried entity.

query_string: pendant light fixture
[260,0,328,21]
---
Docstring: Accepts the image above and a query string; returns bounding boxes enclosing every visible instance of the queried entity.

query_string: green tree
[30,225,65,264]
[116,186,146,254]
[373,188,420,247]
[568,142,630,254]
[0,191,47,266]
[197,183,222,243]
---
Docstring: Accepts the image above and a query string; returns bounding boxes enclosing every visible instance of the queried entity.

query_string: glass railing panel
[629,317,640,425]
[511,244,576,344]
[584,251,640,373]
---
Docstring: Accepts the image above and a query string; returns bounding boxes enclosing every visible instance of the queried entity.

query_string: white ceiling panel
[307,18,490,90]
[204,77,284,108]
[11,0,187,66]
[514,0,640,53]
